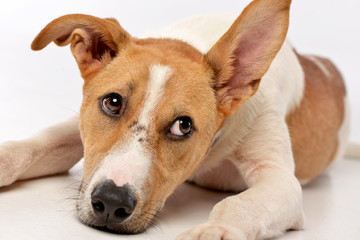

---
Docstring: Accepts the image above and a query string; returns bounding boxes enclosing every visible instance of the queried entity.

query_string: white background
[0,1,359,240]
[0,0,359,143]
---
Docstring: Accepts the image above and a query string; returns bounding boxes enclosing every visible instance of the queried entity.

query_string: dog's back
[288,53,348,183]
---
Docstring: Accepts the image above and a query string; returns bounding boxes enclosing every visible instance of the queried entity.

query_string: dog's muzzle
[90,180,137,225]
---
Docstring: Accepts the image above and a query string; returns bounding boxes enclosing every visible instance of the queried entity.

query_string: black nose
[91,180,137,224]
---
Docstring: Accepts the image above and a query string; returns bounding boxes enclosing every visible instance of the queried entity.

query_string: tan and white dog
[0,0,356,239]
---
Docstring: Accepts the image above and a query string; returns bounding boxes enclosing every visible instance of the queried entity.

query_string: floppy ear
[206,0,291,116]
[31,14,131,79]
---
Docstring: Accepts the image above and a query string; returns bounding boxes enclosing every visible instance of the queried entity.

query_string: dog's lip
[87,223,129,234]
[88,224,117,233]
[77,203,156,234]
[82,219,147,234]
[80,216,125,233]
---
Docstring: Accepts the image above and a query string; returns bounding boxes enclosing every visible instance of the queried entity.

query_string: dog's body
[0,0,351,239]
[148,14,349,189]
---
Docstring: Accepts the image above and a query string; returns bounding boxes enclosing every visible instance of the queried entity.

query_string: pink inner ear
[228,18,280,95]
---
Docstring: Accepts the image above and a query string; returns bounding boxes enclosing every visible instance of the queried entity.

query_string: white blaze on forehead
[138,64,173,127]
[88,64,173,189]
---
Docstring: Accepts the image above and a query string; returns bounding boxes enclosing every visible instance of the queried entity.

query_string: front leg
[0,116,83,187]
[178,116,304,240]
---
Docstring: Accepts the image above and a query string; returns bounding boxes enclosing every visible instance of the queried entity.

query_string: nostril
[92,200,105,213]
[114,207,131,219]
[91,180,137,224]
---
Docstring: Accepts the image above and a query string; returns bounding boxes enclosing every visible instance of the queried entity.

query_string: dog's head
[31,0,291,233]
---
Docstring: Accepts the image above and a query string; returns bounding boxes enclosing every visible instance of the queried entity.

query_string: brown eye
[102,93,122,115]
[169,116,193,137]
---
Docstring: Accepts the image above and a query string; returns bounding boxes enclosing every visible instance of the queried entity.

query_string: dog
[0,0,355,239]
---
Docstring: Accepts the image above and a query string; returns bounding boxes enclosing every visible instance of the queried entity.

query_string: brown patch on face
[287,53,346,182]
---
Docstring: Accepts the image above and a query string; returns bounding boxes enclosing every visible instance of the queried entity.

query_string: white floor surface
[0,158,359,240]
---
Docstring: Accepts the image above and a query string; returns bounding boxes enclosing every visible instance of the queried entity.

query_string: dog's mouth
[80,213,156,234]
[76,202,162,234]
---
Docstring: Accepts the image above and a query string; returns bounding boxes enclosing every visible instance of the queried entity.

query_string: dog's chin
[77,212,151,234]
[84,219,148,234]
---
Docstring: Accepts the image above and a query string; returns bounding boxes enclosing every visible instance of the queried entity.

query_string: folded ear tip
[31,41,39,51]
[31,40,40,51]
[31,37,45,51]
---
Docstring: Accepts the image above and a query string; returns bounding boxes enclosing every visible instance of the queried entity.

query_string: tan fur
[287,53,346,181]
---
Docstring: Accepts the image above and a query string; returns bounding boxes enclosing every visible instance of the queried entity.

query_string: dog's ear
[31,14,131,79]
[206,0,291,116]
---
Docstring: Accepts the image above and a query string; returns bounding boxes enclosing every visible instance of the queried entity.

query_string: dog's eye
[101,93,122,115]
[169,116,193,137]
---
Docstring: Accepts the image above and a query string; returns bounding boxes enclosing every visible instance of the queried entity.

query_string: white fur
[89,140,150,188]
[139,64,173,127]
[145,14,238,54]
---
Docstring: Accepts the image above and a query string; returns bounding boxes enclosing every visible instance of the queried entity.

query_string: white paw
[176,223,246,240]
[0,141,31,187]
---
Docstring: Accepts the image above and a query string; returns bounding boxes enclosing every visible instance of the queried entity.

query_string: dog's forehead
[90,38,209,89]
[133,38,204,63]
[122,38,207,82]
[92,38,214,113]
[82,37,218,139]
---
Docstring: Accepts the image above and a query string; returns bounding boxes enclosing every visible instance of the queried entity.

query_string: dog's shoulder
[260,41,305,115]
